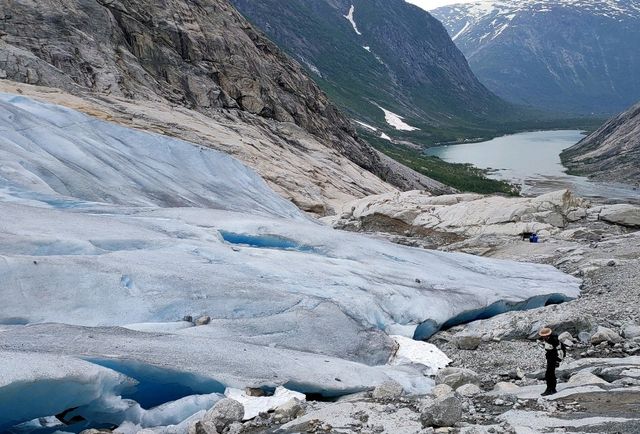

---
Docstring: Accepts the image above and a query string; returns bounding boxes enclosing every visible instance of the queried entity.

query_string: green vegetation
[361,132,520,196]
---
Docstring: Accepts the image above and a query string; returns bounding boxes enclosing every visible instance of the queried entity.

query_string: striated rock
[195,316,211,326]
[203,398,244,432]
[590,326,623,345]
[372,380,404,400]
[436,367,480,390]
[420,393,463,428]
[330,189,590,243]
[598,204,640,228]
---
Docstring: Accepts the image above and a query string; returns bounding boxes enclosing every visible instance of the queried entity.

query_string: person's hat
[539,327,552,337]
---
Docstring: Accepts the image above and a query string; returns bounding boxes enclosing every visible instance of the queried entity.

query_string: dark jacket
[541,333,566,363]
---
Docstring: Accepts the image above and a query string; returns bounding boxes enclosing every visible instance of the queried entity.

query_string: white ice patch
[390,335,451,376]
[225,387,305,420]
[378,106,420,131]
[380,133,392,141]
[363,45,371,52]
[355,120,378,131]
[344,5,362,35]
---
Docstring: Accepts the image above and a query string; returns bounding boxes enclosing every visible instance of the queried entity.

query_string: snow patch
[380,133,392,141]
[225,387,305,420]
[389,335,451,376]
[355,120,378,131]
[378,106,420,131]
[363,45,371,52]
[344,5,362,35]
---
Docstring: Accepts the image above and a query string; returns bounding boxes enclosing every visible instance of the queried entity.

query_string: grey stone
[456,383,482,397]
[454,334,482,350]
[436,367,481,389]
[622,324,640,339]
[372,380,404,400]
[420,393,463,428]
[203,398,244,432]
[432,384,454,398]
[195,315,211,326]
[590,326,623,345]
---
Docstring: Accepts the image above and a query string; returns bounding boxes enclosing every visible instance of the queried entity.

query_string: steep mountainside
[0,0,450,215]
[230,0,518,144]
[562,101,640,183]
[432,0,640,115]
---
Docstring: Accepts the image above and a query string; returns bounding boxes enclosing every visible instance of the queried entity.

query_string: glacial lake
[425,130,640,203]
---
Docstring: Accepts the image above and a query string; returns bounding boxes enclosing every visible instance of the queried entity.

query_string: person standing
[538,327,566,396]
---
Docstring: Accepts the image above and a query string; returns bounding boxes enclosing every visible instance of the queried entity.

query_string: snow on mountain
[432,0,640,114]
[0,94,580,430]
[344,4,363,35]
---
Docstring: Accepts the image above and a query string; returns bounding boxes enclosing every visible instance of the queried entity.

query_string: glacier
[0,94,580,430]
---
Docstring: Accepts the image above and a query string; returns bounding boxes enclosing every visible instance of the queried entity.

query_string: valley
[0,0,639,433]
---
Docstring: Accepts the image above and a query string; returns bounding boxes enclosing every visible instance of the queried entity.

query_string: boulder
[194,421,219,434]
[568,370,609,386]
[453,334,482,350]
[372,380,404,400]
[622,324,640,340]
[432,384,454,398]
[590,326,623,345]
[436,367,480,389]
[274,398,306,419]
[420,393,463,428]
[203,398,244,432]
[195,315,211,326]
[456,383,482,397]
[598,204,640,228]
[558,331,574,346]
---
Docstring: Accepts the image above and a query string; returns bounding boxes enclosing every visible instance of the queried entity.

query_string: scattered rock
[567,370,609,386]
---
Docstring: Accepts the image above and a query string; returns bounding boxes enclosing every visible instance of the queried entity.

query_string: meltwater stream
[425,130,640,203]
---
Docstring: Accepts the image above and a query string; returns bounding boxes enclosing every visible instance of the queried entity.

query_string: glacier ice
[0,94,581,429]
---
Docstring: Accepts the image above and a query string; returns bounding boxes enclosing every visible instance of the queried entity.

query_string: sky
[406,0,476,11]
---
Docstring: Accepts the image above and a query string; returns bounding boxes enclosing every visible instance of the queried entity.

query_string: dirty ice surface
[0,94,579,430]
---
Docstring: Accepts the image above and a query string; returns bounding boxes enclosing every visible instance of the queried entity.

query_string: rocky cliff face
[0,0,449,214]
[230,0,516,145]
[432,0,640,115]
[562,101,640,184]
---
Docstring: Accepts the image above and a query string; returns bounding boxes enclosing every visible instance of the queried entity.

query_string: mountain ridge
[432,0,640,115]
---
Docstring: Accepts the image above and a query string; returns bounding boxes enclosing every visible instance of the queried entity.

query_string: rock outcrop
[562,101,640,185]
[230,0,515,144]
[0,0,447,214]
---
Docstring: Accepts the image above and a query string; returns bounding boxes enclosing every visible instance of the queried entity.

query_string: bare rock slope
[0,0,449,214]
[562,101,640,185]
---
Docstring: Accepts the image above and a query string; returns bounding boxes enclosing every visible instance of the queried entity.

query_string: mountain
[0,0,450,215]
[229,0,518,144]
[562,101,640,183]
[431,0,640,115]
